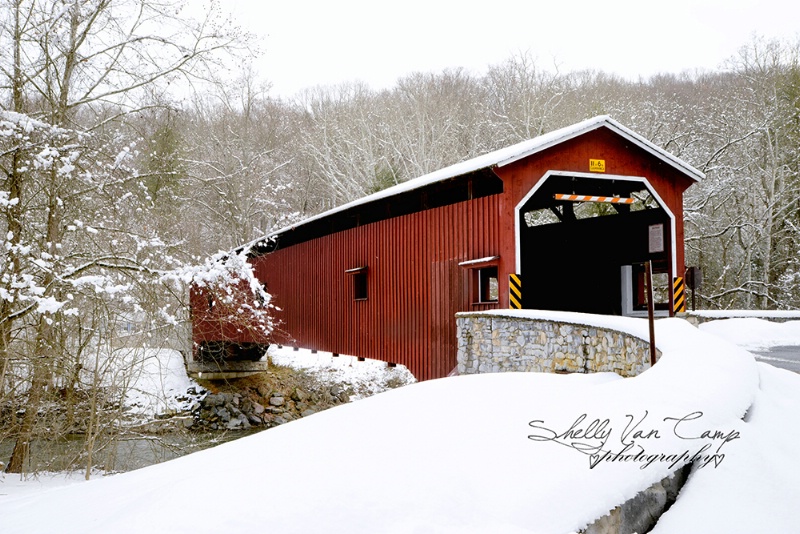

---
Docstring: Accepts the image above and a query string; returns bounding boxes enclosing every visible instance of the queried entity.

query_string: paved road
[752,346,800,374]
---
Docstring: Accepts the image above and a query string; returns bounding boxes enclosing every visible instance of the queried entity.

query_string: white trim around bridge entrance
[513,170,678,279]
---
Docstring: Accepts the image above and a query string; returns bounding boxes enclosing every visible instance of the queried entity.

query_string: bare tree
[0,0,252,474]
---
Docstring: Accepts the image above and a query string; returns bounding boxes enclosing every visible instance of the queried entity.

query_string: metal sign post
[645,261,657,367]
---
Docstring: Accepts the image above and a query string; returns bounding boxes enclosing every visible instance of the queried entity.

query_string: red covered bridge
[191,116,702,381]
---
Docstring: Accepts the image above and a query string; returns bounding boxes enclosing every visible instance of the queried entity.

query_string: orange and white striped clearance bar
[554,194,635,204]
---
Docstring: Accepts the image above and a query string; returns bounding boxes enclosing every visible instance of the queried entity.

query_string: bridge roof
[246,115,703,252]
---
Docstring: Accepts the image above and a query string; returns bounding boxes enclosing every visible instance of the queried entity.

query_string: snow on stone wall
[456,312,658,377]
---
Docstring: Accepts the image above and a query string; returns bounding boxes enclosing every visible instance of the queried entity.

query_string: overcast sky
[225,0,800,98]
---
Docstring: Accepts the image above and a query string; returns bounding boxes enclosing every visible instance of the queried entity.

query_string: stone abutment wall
[456,312,659,378]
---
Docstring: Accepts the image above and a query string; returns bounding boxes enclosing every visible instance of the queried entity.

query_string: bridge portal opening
[517,173,673,316]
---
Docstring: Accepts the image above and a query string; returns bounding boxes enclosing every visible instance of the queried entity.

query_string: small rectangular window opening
[479,266,499,303]
[346,266,369,301]
[353,271,368,300]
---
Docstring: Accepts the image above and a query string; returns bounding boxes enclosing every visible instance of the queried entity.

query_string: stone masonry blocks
[456,313,659,378]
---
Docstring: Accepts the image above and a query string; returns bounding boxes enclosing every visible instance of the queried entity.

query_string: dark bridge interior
[519,175,671,315]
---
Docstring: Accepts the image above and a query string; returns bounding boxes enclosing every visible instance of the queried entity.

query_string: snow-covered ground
[122,348,203,418]
[0,471,90,501]
[269,345,416,399]
[689,309,800,320]
[651,360,800,533]
[699,317,800,351]
[1,316,798,533]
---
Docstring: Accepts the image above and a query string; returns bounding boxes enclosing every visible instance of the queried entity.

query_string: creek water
[0,429,262,474]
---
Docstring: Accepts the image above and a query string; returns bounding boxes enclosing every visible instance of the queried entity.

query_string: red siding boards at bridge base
[195,117,701,381]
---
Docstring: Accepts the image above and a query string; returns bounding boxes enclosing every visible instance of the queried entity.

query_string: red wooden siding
[252,194,501,381]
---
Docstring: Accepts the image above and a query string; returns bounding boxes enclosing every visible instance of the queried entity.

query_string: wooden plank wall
[252,194,501,381]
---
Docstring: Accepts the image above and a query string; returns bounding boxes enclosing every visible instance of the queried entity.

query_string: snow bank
[0,319,763,534]
[121,348,201,417]
[652,363,800,533]
[0,472,91,501]
[78,347,202,420]
[699,318,800,350]
[689,309,800,319]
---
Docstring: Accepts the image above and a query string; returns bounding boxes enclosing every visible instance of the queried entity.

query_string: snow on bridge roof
[249,115,704,250]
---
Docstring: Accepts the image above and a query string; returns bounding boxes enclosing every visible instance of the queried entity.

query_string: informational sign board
[589,159,606,173]
[648,224,664,254]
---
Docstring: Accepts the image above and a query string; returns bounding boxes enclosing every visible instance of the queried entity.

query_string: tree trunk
[1,0,26,400]
[5,337,49,474]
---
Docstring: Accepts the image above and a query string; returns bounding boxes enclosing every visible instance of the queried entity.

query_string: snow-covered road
[752,346,800,373]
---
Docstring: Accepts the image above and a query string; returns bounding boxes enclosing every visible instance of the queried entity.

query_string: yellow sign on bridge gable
[589,159,606,173]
